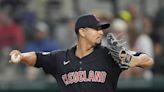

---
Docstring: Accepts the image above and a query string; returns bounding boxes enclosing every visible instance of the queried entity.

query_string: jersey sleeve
[133,52,144,56]
[34,51,57,74]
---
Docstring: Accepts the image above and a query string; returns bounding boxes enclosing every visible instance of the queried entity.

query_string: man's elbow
[141,54,154,69]
[146,57,154,68]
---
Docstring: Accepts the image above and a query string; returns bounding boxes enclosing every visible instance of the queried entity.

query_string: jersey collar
[68,45,100,62]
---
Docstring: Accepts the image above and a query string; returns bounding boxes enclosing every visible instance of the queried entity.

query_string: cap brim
[97,22,110,29]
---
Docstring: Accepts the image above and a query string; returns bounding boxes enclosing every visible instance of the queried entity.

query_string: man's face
[83,28,104,46]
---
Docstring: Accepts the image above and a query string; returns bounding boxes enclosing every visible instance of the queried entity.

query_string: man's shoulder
[97,45,109,51]
[51,49,67,55]
[95,45,110,55]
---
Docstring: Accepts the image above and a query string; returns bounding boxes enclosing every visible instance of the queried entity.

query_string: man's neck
[75,40,94,59]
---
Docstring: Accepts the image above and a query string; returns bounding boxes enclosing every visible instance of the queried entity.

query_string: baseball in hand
[10,54,21,64]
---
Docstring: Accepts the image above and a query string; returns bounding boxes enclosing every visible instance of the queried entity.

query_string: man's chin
[94,42,101,48]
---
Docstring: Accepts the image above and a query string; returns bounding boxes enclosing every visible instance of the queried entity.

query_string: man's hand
[9,50,22,64]
[9,50,37,66]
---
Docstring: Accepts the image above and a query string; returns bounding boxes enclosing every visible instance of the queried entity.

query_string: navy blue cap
[75,14,110,34]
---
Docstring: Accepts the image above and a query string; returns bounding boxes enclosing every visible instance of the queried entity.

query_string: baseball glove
[106,33,132,69]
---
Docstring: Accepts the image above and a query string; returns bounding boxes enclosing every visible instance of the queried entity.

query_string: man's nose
[98,30,104,35]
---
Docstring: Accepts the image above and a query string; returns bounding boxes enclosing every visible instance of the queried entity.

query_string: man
[9,14,154,92]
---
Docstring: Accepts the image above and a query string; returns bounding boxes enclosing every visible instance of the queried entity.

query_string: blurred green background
[0,0,164,92]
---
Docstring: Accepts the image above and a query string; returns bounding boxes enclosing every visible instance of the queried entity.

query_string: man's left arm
[129,53,154,69]
[106,33,154,69]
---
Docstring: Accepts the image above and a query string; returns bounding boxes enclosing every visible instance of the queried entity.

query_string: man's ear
[79,28,86,37]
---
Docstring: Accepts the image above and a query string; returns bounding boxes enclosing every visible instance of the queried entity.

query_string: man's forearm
[21,52,37,66]
[129,54,154,69]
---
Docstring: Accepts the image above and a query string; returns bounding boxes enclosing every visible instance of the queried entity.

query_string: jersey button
[79,61,82,64]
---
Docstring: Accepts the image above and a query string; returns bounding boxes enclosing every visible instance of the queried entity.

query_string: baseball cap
[75,14,110,34]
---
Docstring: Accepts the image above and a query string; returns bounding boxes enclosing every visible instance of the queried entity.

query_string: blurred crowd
[0,0,163,83]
